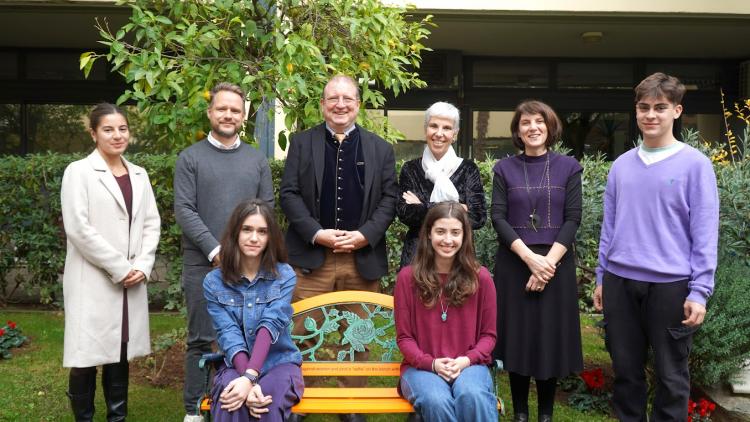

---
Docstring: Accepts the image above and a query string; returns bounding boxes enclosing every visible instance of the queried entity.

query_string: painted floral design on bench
[291,303,398,362]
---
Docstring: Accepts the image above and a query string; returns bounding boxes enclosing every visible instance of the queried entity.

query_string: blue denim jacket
[203,263,302,373]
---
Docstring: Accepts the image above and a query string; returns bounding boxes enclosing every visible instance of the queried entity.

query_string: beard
[212,122,240,139]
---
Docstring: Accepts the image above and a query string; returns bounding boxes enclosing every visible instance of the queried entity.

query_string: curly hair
[411,202,480,307]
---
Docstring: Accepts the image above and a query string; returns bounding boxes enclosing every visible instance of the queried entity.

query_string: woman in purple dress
[203,199,303,422]
[491,100,583,422]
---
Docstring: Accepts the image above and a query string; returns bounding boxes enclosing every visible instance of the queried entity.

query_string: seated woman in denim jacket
[394,202,498,422]
[203,199,303,422]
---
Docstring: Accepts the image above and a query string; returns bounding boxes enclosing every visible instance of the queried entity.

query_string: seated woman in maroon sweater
[394,202,498,422]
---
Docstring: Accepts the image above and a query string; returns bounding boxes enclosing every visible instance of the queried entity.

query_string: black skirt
[493,243,583,380]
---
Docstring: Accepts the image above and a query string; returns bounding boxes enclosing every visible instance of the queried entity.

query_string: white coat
[61,150,160,368]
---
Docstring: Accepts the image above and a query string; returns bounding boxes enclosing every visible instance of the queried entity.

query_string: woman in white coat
[61,103,160,422]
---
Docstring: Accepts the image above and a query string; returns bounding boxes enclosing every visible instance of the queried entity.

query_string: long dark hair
[411,202,480,307]
[219,199,287,284]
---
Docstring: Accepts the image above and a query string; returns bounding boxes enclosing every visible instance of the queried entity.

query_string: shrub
[0,320,28,359]
[2,132,750,387]
[690,250,750,387]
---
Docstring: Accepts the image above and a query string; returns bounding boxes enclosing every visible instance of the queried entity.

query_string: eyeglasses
[324,96,358,106]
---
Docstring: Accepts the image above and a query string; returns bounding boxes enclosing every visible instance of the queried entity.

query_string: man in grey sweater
[174,82,274,422]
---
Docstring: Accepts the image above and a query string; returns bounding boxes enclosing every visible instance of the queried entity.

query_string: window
[645,63,723,91]
[473,60,549,88]
[681,114,722,143]
[0,52,18,79]
[27,105,92,153]
[473,111,516,160]
[0,104,21,155]
[561,112,631,158]
[26,52,107,81]
[557,62,633,89]
[387,110,425,161]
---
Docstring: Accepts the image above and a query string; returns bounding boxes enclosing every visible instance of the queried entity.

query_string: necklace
[521,153,550,232]
[439,290,448,322]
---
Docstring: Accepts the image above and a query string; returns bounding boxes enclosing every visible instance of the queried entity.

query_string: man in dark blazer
[280,74,397,422]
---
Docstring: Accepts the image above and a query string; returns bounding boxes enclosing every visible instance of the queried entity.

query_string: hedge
[1,131,749,386]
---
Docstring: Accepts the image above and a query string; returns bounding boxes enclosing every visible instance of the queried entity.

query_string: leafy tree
[82,0,433,152]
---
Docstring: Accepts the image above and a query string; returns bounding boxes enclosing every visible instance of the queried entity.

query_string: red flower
[700,408,707,417]
[7,321,15,330]
[0,328,5,337]
[709,402,716,412]
[580,368,605,390]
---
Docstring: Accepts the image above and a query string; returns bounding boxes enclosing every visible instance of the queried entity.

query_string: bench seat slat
[301,362,401,377]
[300,387,401,399]
[292,397,414,414]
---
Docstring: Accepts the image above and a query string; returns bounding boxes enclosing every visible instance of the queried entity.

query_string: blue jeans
[400,365,498,422]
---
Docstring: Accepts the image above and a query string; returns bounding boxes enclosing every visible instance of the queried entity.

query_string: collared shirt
[637,141,684,165]
[207,131,241,150]
[325,123,356,137]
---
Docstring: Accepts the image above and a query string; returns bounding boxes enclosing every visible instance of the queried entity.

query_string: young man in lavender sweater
[593,72,719,422]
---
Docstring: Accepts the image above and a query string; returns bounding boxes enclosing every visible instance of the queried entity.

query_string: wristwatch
[242,371,259,384]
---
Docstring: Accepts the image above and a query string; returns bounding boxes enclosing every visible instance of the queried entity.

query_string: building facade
[1,0,749,160]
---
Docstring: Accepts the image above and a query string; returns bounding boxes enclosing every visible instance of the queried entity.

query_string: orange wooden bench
[199,290,504,417]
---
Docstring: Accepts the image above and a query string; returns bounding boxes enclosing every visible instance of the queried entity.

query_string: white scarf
[421,145,463,203]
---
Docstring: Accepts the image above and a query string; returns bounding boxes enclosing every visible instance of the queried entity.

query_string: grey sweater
[174,140,274,265]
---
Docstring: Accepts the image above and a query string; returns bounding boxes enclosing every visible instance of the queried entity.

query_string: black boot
[102,360,129,421]
[67,367,97,422]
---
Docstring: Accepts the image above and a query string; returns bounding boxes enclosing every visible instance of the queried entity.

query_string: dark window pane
[558,62,633,89]
[0,52,19,79]
[28,104,92,153]
[473,60,548,88]
[0,104,22,155]
[645,63,722,91]
[26,52,107,81]
[473,111,516,160]
[388,109,425,161]
[562,112,630,159]
[682,113,722,143]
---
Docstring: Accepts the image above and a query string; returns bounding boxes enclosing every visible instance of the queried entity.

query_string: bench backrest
[291,290,401,377]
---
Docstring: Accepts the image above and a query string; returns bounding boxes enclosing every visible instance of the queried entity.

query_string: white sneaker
[183,415,204,422]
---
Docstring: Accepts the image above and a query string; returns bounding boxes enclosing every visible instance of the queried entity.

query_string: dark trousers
[603,272,695,422]
[182,263,216,414]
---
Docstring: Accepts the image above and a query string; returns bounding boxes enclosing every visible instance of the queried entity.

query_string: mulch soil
[131,341,186,389]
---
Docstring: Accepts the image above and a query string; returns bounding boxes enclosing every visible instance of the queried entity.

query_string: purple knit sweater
[595,144,719,305]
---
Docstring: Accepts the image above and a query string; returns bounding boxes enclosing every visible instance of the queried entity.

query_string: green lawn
[0,310,614,421]
[0,310,184,421]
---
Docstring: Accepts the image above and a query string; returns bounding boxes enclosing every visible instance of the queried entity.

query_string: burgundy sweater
[394,265,497,376]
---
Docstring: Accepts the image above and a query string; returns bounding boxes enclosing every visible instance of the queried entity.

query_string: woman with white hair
[396,102,487,268]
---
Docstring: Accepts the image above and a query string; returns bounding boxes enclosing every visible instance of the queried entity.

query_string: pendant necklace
[522,153,550,232]
[439,290,448,322]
